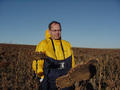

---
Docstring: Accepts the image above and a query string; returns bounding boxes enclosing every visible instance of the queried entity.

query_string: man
[32,21,75,90]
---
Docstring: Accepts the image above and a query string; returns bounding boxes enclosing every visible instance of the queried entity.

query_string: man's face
[49,23,61,40]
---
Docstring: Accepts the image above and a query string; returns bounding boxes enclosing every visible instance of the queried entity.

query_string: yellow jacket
[32,30,75,79]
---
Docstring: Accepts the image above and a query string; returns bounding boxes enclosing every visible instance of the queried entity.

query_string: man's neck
[50,37,61,40]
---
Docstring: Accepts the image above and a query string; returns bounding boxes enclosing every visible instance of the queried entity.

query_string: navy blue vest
[41,56,73,90]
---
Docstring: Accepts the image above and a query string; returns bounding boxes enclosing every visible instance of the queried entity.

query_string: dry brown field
[0,43,120,90]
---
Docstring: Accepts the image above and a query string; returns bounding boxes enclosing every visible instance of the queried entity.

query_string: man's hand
[40,78,44,83]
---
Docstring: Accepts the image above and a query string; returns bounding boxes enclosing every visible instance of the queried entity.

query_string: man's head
[48,21,62,40]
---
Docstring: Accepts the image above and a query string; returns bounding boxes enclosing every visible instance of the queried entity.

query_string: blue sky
[0,0,120,48]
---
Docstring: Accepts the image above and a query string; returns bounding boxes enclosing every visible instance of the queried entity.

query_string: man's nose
[55,31,60,33]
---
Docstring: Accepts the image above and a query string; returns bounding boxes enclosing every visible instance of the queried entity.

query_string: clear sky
[0,0,120,48]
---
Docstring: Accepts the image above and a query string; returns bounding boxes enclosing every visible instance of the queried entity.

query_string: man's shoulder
[62,40,72,47]
[35,39,49,52]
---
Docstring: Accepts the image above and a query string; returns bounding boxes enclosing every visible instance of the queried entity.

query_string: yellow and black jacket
[32,30,75,80]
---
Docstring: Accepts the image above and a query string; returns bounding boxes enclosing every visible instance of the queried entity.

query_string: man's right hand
[40,78,44,83]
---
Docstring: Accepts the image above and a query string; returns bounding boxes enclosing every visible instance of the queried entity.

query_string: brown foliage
[56,60,98,89]
[0,44,120,90]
